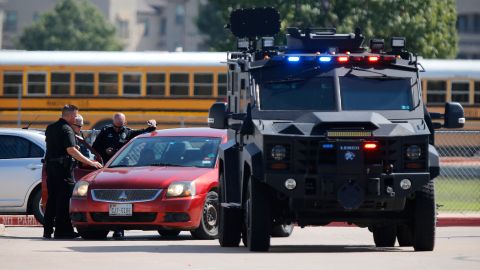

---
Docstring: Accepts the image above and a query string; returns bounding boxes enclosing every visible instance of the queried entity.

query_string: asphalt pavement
[1,226,479,270]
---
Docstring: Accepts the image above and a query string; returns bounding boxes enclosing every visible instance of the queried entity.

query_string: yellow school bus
[0,51,227,130]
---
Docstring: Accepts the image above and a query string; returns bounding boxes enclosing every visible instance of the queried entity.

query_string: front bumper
[69,193,206,230]
[265,171,430,211]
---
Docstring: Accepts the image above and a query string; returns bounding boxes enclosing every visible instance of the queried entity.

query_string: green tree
[17,0,122,50]
[197,0,458,58]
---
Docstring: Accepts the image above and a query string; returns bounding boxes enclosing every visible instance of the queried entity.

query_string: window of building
[27,73,46,95]
[170,73,189,96]
[475,81,480,104]
[116,19,129,38]
[3,11,17,32]
[3,72,23,96]
[139,18,149,36]
[147,73,165,96]
[160,18,167,35]
[75,73,94,95]
[457,14,469,33]
[194,73,213,96]
[175,4,185,25]
[0,135,44,159]
[123,73,141,95]
[426,80,446,104]
[451,81,470,104]
[474,14,480,33]
[217,73,227,96]
[99,73,118,96]
[51,72,71,95]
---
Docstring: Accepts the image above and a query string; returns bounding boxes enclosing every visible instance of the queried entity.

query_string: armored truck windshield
[340,77,413,110]
[259,77,335,110]
[258,75,414,112]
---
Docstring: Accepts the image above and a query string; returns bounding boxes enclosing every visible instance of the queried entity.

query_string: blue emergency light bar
[287,56,300,62]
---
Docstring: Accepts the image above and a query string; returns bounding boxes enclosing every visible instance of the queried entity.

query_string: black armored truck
[208,8,465,252]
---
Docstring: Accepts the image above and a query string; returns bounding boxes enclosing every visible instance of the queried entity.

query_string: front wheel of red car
[191,191,219,240]
[77,228,109,240]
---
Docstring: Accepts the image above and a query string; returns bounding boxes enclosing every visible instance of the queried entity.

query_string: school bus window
[451,81,470,104]
[146,73,165,96]
[3,72,22,96]
[99,73,118,96]
[75,73,94,95]
[123,73,141,95]
[27,73,46,95]
[474,81,480,103]
[170,73,189,96]
[194,73,213,96]
[51,72,70,95]
[426,80,446,104]
[218,73,227,96]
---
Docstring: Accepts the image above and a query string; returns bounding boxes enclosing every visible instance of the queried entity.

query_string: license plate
[109,204,132,216]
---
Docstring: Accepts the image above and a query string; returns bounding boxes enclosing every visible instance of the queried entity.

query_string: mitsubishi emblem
[119,191,128,200]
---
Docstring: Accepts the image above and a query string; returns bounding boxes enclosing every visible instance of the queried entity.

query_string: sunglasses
[113,125,124,129]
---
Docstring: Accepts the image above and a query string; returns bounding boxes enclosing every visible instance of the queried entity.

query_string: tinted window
[123,73,141,95]
[3,72,22,96]
[0,135,44,159]
[170,73,189,96]
[147,73,165,96]
[260,77,335,110]
[51,72,71,95]
[99,73,118,95]
[75,73,94,95]
[28,73,46,95]
[109,136,221,169]
[341,77,412,110]
[194,73,213,96]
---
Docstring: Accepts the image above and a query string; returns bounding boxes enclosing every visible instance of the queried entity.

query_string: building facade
[1,0,205,51]
[457,0,480,59]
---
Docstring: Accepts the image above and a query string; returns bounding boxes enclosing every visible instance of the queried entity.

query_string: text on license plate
[109,204,132,216]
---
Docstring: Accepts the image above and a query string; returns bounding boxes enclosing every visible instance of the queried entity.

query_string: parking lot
[1,226,479,270]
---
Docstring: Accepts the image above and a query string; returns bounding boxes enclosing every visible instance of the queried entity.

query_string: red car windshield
[109,136,221,169]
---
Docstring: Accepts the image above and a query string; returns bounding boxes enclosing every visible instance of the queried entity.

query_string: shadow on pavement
[67,244,408,254]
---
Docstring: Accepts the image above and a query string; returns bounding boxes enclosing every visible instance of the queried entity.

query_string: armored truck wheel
[372,225,397,247]
[413,180,436,251]
[218,174,242,247]
[271,224,294,238]
[397,224,413,246]
[245,176,271,251]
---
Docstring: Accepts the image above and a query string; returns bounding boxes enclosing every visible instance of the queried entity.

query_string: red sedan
[69,128,226,239]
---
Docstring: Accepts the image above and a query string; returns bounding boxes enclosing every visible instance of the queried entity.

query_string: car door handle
[27,164,43,170]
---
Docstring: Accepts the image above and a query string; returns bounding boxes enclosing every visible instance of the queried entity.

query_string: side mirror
[444,102,465,129]
[208,102,228,129]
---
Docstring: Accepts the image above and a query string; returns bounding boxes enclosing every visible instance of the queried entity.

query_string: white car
[0,128,45,223]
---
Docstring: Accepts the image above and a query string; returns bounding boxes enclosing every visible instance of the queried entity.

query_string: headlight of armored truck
[271,145,287,161]
[405,145,422,160]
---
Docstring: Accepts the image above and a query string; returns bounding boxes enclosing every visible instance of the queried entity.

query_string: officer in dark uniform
[92,112,156,238]
[93,113,157,163]
[43,105,103,239]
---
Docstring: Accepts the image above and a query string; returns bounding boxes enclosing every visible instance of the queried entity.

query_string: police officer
[93,113,157,163]
[92,112,156,238]
[43,105,103,239]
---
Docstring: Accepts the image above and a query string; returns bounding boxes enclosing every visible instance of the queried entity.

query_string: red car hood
[89,166,213,189]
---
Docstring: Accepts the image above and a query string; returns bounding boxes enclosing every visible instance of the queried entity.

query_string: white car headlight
[166,182,196,198]
[72,181,90,198]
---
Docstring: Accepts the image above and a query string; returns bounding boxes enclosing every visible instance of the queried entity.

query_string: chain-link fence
[435,130,480,213]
